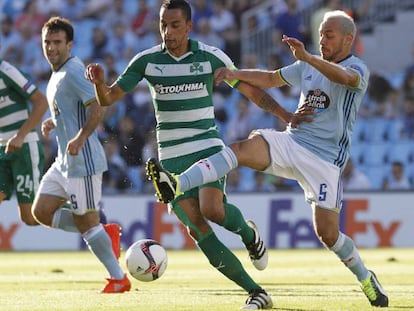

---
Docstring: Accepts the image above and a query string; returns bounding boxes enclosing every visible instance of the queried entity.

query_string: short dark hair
[161,0,192,21]
[42,16,74,42]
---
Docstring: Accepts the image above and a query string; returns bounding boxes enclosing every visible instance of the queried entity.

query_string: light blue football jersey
[280,55,369,170]
[46,57,107,177]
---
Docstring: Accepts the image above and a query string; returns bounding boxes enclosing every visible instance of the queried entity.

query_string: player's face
[42,29,73,70]
[159,8,193,57]
[319,18,352,62]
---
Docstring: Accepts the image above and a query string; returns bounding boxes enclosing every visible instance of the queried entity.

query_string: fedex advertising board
[0,193,412,251]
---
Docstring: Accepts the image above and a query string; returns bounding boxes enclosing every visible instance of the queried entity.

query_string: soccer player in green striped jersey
[0,55,48,226]
[86,0,308,308]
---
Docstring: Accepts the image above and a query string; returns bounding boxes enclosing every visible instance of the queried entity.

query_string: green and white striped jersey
[0,59,38,145]
[116,39,237,173]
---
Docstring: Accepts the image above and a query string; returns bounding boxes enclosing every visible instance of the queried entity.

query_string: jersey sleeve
[204,45,241,89]
[347,61,369,91]
[67,62,96,106]
[116,53,145,92]
[2,60,37,99]
[279,60,303,86]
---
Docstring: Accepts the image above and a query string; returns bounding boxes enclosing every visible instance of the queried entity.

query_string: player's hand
[282,35,311,62]
[41,118,55,138]
[66,135,86,156]
[214,67,236,86]
[85,63,105,84]
[5,134,24,153]
[289,105,315,128]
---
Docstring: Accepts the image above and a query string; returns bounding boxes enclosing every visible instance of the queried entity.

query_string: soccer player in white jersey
[147,10,389,308]
[86,0,310,308]
[0,55,48,226]
[31,17,131,293]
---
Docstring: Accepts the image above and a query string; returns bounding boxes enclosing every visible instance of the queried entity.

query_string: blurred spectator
[225,168,243,192]
[211,0,241,65]
[190,0,213,28]
[343,0,373,57]
[131,0,154,38]
[104,0,134,28]
[360,74,398,119]
[2,0,27,20]
[126,81,156,135]
[225,97,253,143]
[209,1,236,31]
[141,131,158,194]
[404,43,414,76]
[272,0,308,66]
[18,24,44,79]
[78,0,111,20]
[226,0,255,30]
[60,0,86,21]
[401,95,414,139]
[107,21,137,68]
[272,175,301,191]
[135,17,160,53]
[0,15,22,65]
[382,161,411,190]
[115,115,147,192]
[192,17,224,50]
[37,0,63,16]
[252,171,274,192]
[102,137,131,194]
[310,0,342,53]
[89,26,110,63]
[342,159,371,191]
[401,70,414,100]
[14,1,47,34]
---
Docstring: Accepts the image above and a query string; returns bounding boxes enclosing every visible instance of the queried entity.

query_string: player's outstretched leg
[241,288,273,310]
[245,220,268,271]
[146,158,178,203]
[360,270,388,307]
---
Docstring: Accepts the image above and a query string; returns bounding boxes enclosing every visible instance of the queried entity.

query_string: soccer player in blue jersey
[85,0,310,308]
[31,17,130,293]
[147,10,389,308]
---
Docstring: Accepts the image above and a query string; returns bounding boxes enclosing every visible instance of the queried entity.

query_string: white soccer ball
[125,239,168,282]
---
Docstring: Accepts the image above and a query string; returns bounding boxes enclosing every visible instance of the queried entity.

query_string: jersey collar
[161,39,199,60]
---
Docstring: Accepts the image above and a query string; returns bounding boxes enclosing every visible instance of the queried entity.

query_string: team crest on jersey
[305,88,330,110]
[190,62,204,74]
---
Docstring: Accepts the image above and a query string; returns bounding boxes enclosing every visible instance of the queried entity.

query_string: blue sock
[178,146,238,192]
[51,207,78,232]
[83,224,124,279]
[330,232,369,281]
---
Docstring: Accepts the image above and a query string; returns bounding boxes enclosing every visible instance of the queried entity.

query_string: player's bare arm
[306,55,360,88]
[215,67,283,89]
[282,35,359,88]
[5,90,48,153]
[236,82,313,128]
[66,100,105,156]
[85,63,125,106]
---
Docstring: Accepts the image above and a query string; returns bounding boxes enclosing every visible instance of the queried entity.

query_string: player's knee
[316,228,338,247]
[21,216,39,226]
[31,206,49,225]
[200,203,224,224]
[187,223,211,242]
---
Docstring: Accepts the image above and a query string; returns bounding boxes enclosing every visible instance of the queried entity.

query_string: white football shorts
[252,129,342,211]
[38,162,103,215]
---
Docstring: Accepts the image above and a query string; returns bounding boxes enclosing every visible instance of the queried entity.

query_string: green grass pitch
[0,248,412,310]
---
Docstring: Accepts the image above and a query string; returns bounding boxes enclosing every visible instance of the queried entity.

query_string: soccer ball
[125,239,168,282]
